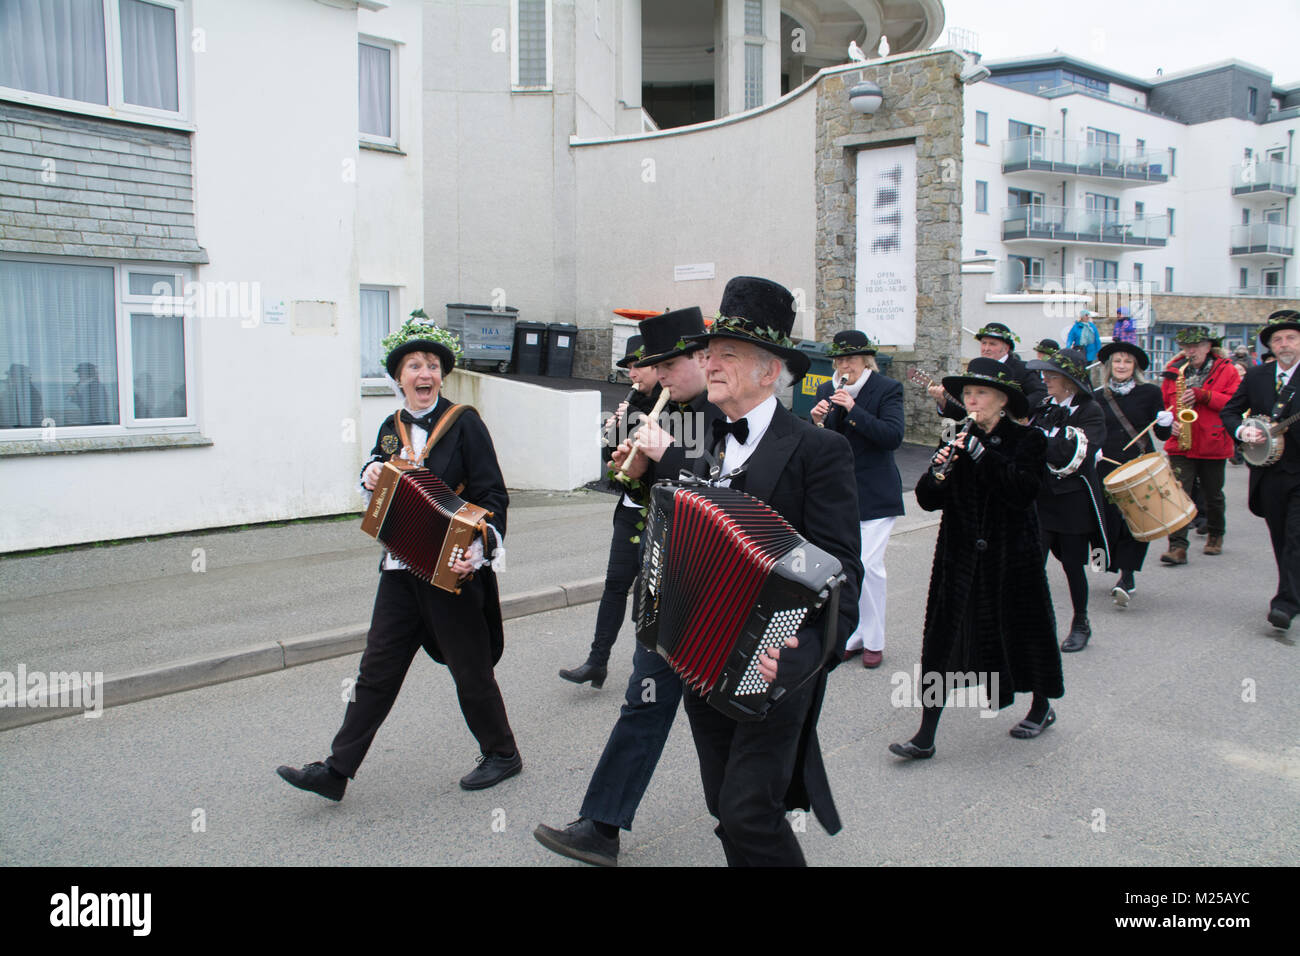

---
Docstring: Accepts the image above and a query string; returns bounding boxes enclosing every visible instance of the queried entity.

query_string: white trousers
[844,516,896,653]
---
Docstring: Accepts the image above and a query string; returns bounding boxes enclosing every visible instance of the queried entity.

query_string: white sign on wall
[855,144,917,349]
[674,262,715,282]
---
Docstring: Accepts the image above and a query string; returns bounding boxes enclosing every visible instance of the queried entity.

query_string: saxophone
[1174,362,1198,451]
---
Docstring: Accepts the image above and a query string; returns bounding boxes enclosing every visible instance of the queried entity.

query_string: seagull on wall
[878,35,890,57]
[847,40,868,62]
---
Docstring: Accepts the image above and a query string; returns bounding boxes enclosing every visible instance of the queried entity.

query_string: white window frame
[511,0,553,92]
[358,35,399,148]
[975,180,988,213]
[974,110,988,145]
[0,254,197,441]
[0,0,193,130]
[360,285,400,383]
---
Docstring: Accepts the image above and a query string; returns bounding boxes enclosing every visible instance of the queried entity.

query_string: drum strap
[1102,388,1147,453]
[393,403,474,471]
[1271,379,1298,421]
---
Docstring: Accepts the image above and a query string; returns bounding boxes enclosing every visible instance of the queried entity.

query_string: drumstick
[617,386,672,478]
[1099,456,1123,467]
[1122,418,1159,451]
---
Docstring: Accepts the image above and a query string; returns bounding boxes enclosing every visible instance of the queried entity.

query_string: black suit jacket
[1222,363,1300,516]
[940,353,1047,419]
[362,397,510,664]
[814,373,905,520]
[689,401,864,833]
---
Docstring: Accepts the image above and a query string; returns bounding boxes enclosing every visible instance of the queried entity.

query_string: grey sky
[938,0,1300,87]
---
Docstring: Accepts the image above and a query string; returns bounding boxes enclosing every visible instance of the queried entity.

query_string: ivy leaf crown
[975,324,1020,345]
[381,310,465,366]
[709,312,795,349]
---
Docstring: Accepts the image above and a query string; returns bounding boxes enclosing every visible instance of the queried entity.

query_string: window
[1133,263,1143,283]
[1165,267,1174,292]
[1169,147,1176,175]
[1240,267,1249,289]
[744,44,763,110]
[512,0,552,90]
[975,180,988,213]
[1248,87,1258,115]
[744,0,763,36]
[1167,207,1175,235]
[360,288,395,378]
[1010,255,1044,287]
[1244,147,1254,163]
[975,110,988,145]
[1135,138,1146,154]
[1135,201,1145,218]
[0,256,194,434]
[0,0,187,123]
[1086,127,1121,164]
[1242,208,1251,225]
[359,38,397,145]
[1085,258,1118,283]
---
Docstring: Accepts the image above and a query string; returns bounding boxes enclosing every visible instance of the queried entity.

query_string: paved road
[2,463,1294,866]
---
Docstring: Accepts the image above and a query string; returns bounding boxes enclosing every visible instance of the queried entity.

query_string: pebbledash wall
[0,0,423,553]
[815,52,965,443]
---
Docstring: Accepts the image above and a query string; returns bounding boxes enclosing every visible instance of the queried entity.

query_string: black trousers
[683,677,817,867]
[586,500,643,667]
[1258,469,1300,617]
[326,571,516,777]
[1169,456,1226,547]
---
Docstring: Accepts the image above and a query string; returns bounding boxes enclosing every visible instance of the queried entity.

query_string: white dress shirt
[719,393,778,482]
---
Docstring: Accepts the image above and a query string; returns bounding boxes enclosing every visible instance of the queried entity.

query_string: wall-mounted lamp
[848,81,883,115]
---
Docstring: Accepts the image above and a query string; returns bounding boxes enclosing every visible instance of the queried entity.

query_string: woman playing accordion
[277,319,522,798]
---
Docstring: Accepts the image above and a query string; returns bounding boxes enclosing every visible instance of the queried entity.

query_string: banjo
[1240,411,1300,467]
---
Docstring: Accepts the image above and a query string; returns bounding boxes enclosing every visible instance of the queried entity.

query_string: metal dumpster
[444,303,518,372]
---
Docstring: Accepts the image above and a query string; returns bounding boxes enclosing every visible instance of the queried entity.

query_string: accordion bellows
[361,461,493,593]
[635,483,844,721]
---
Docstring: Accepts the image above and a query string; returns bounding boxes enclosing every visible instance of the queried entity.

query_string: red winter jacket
[1160,355,1241,459]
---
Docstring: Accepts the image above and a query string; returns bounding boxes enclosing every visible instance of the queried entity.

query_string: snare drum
[1101,452,1197,542]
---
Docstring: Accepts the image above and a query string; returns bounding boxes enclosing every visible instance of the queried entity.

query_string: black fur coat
[915,417,1065,708]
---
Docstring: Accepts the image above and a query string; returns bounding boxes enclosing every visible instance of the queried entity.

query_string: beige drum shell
[1103,452,1197,542]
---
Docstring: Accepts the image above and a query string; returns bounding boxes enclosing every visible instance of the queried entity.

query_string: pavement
[2,451,1296,868]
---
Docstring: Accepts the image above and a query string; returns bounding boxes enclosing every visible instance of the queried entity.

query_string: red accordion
[361,461,493,593]
[634,482,845,721]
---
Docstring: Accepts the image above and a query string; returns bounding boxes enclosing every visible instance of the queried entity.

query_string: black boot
[558,662,607,688]
[1061,616,1091,653]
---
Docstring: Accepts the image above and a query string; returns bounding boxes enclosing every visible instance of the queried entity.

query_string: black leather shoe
[888,741,935,760]
[459,751,523,791]
[276,761,346,801]
[558,663,607,689]
[533,818,619,867]
[1267,608,1293,631]
[1061,617,1091,653]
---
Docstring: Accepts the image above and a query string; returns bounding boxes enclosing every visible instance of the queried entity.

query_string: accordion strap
[393,403,475,467]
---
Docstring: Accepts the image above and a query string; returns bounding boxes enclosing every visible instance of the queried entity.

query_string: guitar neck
[1270,410,1300,434]
[907,368,965,411]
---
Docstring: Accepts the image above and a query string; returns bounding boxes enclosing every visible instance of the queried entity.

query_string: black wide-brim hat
[633,307,706,367]
[1027,346,1093,399]
[684,276,810,381]
[616,335,644,369]
[1097,341,1150,370]
[385,339,456,379]
[1260,309,1300,347]
[1034,338,1060,354]
[973,322,1018,348]
[828,329,877,357]
[942,356,1029,418]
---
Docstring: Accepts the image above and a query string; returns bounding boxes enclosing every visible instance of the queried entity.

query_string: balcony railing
[994,270,1161,295]
[1229,222,1295,256]
[1229,160,1298,196]
[1228,284,1300,297]
[1002,205,1168,246]
[1002,137,1171,183]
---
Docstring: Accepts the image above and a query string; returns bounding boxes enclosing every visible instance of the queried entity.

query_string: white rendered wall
[571,86,818,340]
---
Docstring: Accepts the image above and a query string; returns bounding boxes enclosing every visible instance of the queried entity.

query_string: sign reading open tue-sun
[855,143,917,350]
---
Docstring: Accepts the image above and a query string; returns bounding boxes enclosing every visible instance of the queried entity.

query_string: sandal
[1009,707,1056,739]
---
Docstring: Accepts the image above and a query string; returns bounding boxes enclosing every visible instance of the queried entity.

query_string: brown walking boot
[1203,535,1223,555]
[1160,547,1188,565]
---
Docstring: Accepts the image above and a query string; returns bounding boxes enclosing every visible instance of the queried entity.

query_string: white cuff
[1156,410,1174,427]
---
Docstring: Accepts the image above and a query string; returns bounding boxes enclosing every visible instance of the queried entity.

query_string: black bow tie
[400,409,436,430]
[712,417,749,446]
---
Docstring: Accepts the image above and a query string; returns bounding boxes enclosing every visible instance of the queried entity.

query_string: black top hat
[685,276,810,380]
[827,329,877,357]
[616,335,644,369]
[1097,340,1150,371]
[941,356,1029,418]
[1175,325,1221,346]
[1027,347,1093,399]
[973,322,1019,347]
[1033,338,1060,354]
[633,307,706,367]
[1259,309,1300,348]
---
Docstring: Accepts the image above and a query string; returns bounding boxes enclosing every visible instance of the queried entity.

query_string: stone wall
[1146,293,1300,330]
[815,52,965,444]
[573,325,613,381]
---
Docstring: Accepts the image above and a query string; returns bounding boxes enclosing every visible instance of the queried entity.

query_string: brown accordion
[361,461,493,593]
[634,482,845,721]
